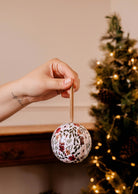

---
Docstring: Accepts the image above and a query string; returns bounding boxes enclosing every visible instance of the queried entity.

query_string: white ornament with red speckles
[51,122,92,163]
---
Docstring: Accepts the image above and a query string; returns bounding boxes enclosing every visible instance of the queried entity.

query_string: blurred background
[0,0,138,194]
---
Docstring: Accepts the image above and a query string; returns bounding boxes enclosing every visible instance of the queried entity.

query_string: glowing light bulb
[90,177,94,182]
[95,146,99,150]
[107,149,111,153]
[131,58,135,63]
[96,163,100,167]
[132,66,137,70]
[95,189,99,193]
[106,176,111,180]
[111,172,115,176]
[98,142,102,146]
[107,134,111,139]
[122,185,126,190]
[115,189,120,193]
[113,74,119,80]
[110,52,114,56]
[115,115,121,119]
[93,160,97,164]
[92,185,97,189]
[135,182,138,186]
[96,61,101,65]
[112,156,116,160]
[97,79,103,85]
[128,48,132,53]
[131,162,135,167]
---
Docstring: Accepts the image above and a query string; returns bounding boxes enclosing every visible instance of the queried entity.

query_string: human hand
[19,58,80,103]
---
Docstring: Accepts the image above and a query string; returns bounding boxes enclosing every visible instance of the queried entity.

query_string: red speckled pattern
[51,123,92,163]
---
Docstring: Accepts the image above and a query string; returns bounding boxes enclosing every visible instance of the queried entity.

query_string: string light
[90,177,94,183]
[115,189,120,193]
[131,58,135,63]
[113,74,119,80]
[107,134,111,139]
[95,189,99,193]
[96,61,101,65]
[92,185,97,189]
[96,163,100,167]
[107,149,111,153]
[97,79,103,85]
[106,176,111,180]
[128,48,132,53]
[131,162,136,167]
[97,142,102,146]
[115,115,121,119]
[92,160,97,164]
[122,185,126,190]
[95,146,100,150]
[112,156,116,160]
[132,66,137,70]
[110,52,114,56]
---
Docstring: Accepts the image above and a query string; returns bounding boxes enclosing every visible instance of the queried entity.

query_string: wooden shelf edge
[0,122,94,136]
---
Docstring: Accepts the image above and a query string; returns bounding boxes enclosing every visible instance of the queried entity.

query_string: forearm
[0,79,30,122]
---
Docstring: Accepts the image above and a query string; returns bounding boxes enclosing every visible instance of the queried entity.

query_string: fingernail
[64,78,71,85]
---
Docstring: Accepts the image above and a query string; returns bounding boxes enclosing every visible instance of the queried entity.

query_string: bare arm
[0,58,80,122]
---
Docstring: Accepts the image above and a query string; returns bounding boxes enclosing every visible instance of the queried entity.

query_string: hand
[19,58,80,103]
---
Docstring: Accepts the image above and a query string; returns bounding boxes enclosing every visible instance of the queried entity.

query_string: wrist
[11,79,31,107]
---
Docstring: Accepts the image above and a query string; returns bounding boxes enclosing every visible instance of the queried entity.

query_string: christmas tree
[82,14,138,194]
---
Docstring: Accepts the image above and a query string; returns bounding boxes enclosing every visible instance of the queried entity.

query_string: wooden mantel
[0,123,93,136]
[0,123,94,167]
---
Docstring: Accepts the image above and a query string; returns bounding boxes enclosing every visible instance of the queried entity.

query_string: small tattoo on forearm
[11,92,24,107]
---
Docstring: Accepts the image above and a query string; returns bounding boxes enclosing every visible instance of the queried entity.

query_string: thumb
[48,78,73,90]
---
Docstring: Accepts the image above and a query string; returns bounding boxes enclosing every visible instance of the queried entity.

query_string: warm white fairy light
[128,48,132,53]
[90,177,94,183]
[112,156,116,160]
[113,74,119,80]
[115,115,121,119]
[92,185,97,189]
[111,172,115,179]
[131,58,135,63]
[106,176,111,180]
[93,159,97,164]
[115,189,120,193]
[107,134,111,139]
[96,61,101,65]
[90,106,137,194]
[132,66,137,70]
[95,146,100,150]
[131,162,136,167]
[110,52,114,56]
[111,172,115,176]
[98,142,102,146]
[107,149,111,153]
[97,79,103,85]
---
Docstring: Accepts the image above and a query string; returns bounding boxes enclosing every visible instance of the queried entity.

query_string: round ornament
[51,122,92,163]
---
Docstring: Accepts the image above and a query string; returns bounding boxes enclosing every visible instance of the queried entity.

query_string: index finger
[52,59,80,91]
